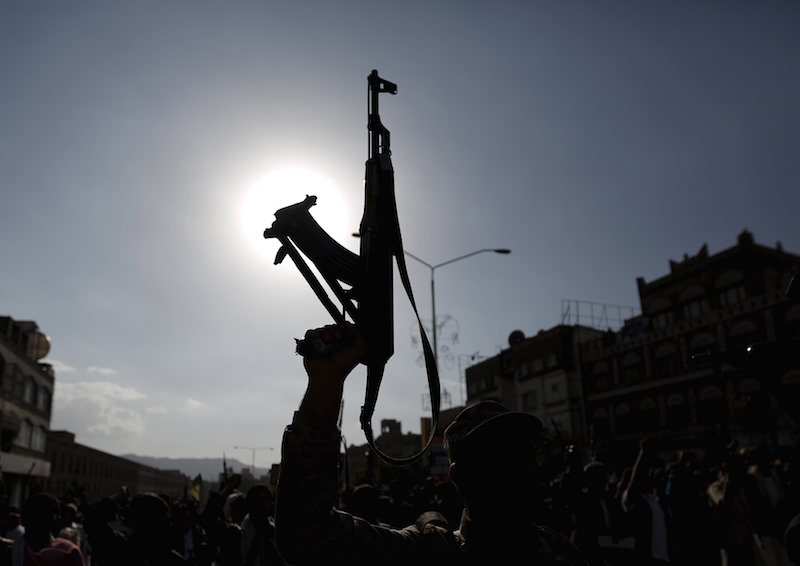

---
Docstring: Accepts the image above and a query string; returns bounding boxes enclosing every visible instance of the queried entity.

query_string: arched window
[679,285,711,320]
[653,342,679,378]
[697,386,725,426]
[647,297,674,330]
[638,397,659,431]
[615,403,632,434]
[729,320,759,337]
[620,353,643,385]
[782,370,800,386]
[667,393,690,428]
[715,271,746,308]
[738,378,762,395]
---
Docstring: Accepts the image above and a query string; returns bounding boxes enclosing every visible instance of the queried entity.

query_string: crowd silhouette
[0,425,795,564]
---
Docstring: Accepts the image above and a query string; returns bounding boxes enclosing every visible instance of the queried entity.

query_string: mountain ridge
[120,454,269,482]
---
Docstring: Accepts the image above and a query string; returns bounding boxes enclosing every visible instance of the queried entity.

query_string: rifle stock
[263,70,440,465]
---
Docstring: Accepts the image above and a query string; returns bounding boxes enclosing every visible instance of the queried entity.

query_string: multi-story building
[463,230,800,466]
[464,325,605,444]
[46,430,189,502]
[0,317,54,507]
[581,230,800,462]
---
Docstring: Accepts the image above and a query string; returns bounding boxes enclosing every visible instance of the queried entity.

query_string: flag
[191,474,203,502]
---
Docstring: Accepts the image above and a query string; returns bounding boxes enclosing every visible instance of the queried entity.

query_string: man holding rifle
[274,322,589,565]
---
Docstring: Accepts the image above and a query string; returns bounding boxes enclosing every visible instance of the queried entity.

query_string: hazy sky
[2,2,798,471]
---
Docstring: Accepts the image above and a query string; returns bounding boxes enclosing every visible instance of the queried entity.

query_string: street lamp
[233,445,274,473]
[403,248,511,368]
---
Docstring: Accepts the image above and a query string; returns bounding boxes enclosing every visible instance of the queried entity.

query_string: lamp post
[403,248,511,368]
[233,445,274,473]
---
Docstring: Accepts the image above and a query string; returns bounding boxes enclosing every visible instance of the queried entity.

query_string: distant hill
[120,455,268,482]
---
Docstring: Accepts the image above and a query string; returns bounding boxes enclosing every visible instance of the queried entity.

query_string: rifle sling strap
[359,227,440,466]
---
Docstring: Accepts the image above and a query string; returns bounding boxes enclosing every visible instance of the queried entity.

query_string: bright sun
[240,167,358,262]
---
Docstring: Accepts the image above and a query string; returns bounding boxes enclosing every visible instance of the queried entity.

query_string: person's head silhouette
[444,400,542,520]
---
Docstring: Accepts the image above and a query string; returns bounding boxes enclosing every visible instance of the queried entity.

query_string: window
[652,311,673,329]
[532,358,543,372]
[682,300,711,320]
[719,285,747,307]
[478,374,496,392]
[654,342,679,379]
[37,387,51,413]
[469,373,496,395]
[545,377,567,403]
[638,398,660,431]
[24,377,36,405]
[522,391,537,412]
[667,393,690,428]
[592,361,611,393]
[697,386,725,426]
[615,403,632,434]
[15,420,31,448]
[31,426,46,452]
[11,366,24,399]
[546,353,558,368]
[620,353,643,385]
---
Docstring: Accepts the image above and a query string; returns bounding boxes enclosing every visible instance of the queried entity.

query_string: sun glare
[240,167,358,262]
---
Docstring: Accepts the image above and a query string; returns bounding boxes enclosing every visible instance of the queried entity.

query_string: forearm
[297,378,345,429]
[275,323,428,564]
[274,410,342,564]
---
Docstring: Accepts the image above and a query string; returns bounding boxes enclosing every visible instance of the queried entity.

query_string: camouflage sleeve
[274,411,425,566]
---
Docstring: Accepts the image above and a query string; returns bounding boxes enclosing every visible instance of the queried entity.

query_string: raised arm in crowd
[274,322,589,566]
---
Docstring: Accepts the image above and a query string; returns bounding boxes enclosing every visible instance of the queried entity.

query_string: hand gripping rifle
[263,70,440,465]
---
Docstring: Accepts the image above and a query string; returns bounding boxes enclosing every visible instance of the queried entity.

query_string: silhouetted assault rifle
[263,70,439,465]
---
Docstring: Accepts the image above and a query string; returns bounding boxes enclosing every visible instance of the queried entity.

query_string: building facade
[464,325,604,444]
[0,317,54,507]
[581,230,800,462]
[463,230,800,465]
[46,430,189,502]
